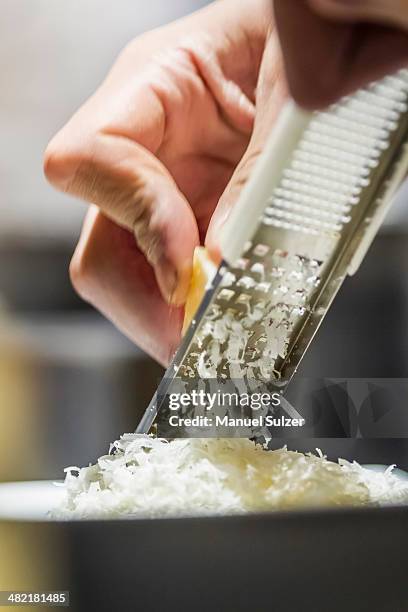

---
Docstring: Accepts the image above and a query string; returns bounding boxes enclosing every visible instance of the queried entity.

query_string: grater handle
[220,102,311,265]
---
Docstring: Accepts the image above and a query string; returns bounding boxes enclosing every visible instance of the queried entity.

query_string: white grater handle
[220,102,312,265]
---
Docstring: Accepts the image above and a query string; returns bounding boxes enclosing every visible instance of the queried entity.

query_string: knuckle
[69,241,96,303]
[43,133,84,191]
[43,138,64,186]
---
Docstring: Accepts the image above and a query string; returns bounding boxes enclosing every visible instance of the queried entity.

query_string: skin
[44,0,286,365]
[45,0,408,366]
[275,0,408,108]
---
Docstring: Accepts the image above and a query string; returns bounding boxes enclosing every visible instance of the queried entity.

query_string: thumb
[44,130,199,305]
[206,34,288,259]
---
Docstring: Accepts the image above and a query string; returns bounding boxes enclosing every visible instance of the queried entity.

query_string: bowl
[1,469,408,612]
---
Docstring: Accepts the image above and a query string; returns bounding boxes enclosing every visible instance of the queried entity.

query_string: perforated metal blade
[137,70,408,437]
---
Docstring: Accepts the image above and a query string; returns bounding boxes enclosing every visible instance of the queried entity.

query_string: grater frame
[137,70,408,436]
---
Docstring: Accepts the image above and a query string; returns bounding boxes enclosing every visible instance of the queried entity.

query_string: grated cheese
[54,436,408,520]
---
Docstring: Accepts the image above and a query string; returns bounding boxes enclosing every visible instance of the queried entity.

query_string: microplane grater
[137,69,408,436]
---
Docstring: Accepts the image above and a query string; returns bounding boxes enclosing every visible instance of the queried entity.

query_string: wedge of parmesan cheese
[54,436,408,520]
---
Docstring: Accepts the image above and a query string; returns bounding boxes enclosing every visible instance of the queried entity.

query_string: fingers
[206,33,288,259]
[44,113,199,306]
[309,0,408,29]
[274,0,408,109]
[70,207,184,366]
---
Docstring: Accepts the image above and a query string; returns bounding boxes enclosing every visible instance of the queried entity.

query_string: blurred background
[1,0,408,485]
[0,0,210,483]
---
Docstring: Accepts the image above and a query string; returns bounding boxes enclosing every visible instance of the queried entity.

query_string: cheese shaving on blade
[53,436,408,520]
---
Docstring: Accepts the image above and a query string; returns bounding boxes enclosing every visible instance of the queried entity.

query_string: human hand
[44,0,286,365]
[274,0,408,109]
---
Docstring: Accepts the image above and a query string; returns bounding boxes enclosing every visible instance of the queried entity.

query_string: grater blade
[137,69,408,437]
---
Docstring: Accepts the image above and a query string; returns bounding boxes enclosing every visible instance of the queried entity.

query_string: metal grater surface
[137,70,408,436]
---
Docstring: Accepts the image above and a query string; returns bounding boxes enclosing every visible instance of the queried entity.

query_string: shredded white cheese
[54,436,408,520]
[183,251,324,382]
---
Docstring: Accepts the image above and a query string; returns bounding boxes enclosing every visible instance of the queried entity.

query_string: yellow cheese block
[182,247,217,335]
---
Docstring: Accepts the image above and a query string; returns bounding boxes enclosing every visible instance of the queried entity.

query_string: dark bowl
[1,504,408,612]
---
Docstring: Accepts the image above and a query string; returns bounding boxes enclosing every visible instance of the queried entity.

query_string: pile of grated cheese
[54,436,408,520]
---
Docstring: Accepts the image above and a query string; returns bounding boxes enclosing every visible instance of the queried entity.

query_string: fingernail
[155,255,179,305]
[169,260,192,307]
[156,257,192,306]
